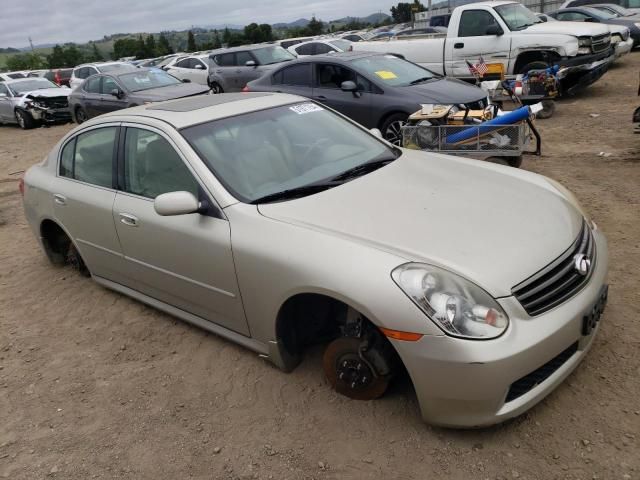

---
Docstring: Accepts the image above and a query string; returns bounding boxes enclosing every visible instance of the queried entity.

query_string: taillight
[18,178,25,197]
[242,85,250,93]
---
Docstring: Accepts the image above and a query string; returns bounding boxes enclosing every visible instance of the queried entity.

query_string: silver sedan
[21,93,608,428]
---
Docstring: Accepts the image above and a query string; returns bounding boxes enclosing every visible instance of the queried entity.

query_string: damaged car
[0,78,71,129]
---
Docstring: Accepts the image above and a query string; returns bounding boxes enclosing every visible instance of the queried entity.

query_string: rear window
[251,46,295,65]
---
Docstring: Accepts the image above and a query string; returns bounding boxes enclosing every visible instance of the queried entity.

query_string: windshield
[329,39,352,51]
[100,63,137,73]
[8,79,58,95]
[351,54,436,86]
[495,3,542,30]
[118,70,182,92]
[181,102,396,203]
[252,46,296,65]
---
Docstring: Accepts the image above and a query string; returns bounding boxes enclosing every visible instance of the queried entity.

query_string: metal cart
[402,119,541,168]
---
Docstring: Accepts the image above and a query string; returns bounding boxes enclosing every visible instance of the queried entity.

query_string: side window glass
[356,75,373,93]
[459,10,499,37]
[101,77,120,94]
[176,58,191,68]
[316,64,356,89]
[296,44,315,56]
[236,51,253,66]
[279,64,312,86]
[0,84,8,96]
[75,68,85,79]
[123,128,199,199]
[315,43,334,54]
[85,76,101,93]
[72,128,117,188]
[59,138,76,178]
[216,54,235,66]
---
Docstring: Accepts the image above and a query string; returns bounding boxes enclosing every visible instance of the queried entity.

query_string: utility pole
[28,36,34,52]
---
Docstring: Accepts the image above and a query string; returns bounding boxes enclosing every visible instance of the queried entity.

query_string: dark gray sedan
[244,52,488,144]
[550,7,640,46]
[69,68,210,123]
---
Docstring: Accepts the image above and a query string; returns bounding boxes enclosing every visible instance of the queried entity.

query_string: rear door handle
[119,213,139,227]
[53,194,66,206]
[454,42,464,49]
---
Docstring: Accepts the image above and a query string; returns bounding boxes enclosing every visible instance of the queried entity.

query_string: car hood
[402,77,486,104]
[523,21,610,36]
[258,151,583,297]
[22,87,71,98]
[134,83,210,101]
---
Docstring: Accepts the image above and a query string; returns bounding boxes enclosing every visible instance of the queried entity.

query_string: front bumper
[392,228,609,428]
[27,106,72,124]
[557,50,615,95]
[613,38,634,58]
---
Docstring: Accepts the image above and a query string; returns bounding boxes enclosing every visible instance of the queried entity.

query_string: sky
[1,0,394,48]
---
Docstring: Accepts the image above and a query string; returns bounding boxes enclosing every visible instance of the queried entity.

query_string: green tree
[157,33,173,55]
[390,1,425,23]
[135,34,147,59]
[222,27,231,45]
[63,44,83,67]
[88,42,103,62]
[212,30,222,49]
[306,16,324,35]
[145,34,157,57]
[6,53,44,70]
[187,30,196,52]
[47,44,66,68]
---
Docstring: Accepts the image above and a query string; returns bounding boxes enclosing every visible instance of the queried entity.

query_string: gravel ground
[0,53,639,480]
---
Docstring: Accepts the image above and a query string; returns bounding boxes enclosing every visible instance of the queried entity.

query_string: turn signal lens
[379,327,423,342]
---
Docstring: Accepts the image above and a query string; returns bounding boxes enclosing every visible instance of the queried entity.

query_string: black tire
[380,113,409,146]
[536,100,556,120]
[209,82,223,94]
[15,109,36,130]
[486,156,522,168]
[323,337,390,401]
[67,242,91,277]
[75,106,88,124]
[518,60,549,75]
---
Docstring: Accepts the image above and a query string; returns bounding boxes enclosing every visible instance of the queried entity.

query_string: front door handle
[53,194,66,205]
[454,42,464,49]
[315,95,327,100]
[119,213,139,227]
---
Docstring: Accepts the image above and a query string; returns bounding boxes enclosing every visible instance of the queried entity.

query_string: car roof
[291,51,384,63]
[209,43,280,56]
[91,92,306,129]
[3,77,55,85]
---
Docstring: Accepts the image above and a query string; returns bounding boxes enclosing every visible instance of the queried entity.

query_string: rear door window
[236,51,254,65]
[315,43,335,54]
[215,53,235,66]
[101,77,120,94]
[316,64,356,89]
[60,127,117,188]
[295,43,315,56]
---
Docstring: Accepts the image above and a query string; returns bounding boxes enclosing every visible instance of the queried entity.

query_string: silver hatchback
[22,93,608,428]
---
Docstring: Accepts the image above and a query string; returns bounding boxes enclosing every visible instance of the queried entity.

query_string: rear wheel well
[40,219,71,265]
[514,51,560,74]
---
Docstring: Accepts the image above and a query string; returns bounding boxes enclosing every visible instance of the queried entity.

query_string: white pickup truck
[353,1,615,95]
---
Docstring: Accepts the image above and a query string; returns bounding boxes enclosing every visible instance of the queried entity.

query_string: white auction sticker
[290,103,323,115]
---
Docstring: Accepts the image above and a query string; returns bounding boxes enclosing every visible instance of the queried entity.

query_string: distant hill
[331,12,391,25]
[273,18,310,29]
[0,47,20,53]
[196,24,244,31]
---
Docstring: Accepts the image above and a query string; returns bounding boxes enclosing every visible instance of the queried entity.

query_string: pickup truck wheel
[15,109,36,130]
[381,113,408,146]
[75,106,88,124]
[323,337,390,400]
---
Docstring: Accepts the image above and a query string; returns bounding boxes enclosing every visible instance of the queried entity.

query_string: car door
[112,125,250,335]
[51,124,127,283]
[210,53,236,91]
[234,51,263,88]
[81,75,103,117]
[0,83,12,122]
[444,9,512,77]
[99,76,128,114]
[312,63,373,126]
[293,43,316,57]
[167,57,193,82]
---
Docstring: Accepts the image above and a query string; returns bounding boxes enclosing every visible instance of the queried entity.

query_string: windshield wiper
[409,76,433,85]
[330,157,397,182]
[250,181,342,204]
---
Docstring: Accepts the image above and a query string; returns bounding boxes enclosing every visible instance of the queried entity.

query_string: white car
[164,54,212,86]
[288,39,353,57]
[0,71,27,82]
[69,62,137,90]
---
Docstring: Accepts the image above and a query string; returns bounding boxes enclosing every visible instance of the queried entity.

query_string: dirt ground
[0,53,639,480]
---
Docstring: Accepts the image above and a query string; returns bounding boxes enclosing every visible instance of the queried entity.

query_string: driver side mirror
[584,17,597,22]
[154,191,200,216]
[485,24,504,36]
[341,80,361,98]
[110,88,124,99]
[194,64,204,70]
[370,128,383,138]
[245,60,257,67]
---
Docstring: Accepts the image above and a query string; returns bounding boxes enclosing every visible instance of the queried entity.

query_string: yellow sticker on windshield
[375,70,398,80]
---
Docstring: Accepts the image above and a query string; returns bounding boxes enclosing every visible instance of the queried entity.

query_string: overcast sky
[2,0,394,48]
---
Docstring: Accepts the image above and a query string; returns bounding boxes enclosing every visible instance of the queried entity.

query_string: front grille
[505,342,578,403]
[35,96,69,109]
[512,221,595,316]
[591,33,611,53]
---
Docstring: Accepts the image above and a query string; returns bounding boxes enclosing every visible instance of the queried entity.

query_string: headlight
[392,263,509,340]
[611,34,621,44]
[544,177,594,228]
[577,47,592,54]
[578,37,592,47]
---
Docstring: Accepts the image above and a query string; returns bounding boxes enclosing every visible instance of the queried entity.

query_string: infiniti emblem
[573,253,591,276]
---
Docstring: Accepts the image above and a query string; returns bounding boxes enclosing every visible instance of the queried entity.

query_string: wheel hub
[335,353,375,391]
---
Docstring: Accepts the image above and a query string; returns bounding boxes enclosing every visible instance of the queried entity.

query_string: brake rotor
[323,337,389,401]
